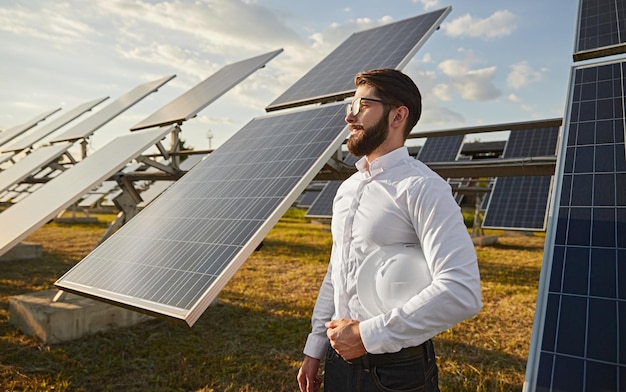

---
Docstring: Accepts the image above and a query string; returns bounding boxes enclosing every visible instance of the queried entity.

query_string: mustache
[349,124,364,131]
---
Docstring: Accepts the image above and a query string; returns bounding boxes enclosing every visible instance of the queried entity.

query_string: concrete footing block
[9,289,153,344]
[471,235,499,246]
[0,242,43,262]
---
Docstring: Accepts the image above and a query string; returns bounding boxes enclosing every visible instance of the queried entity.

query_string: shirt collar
[355,146,410,177]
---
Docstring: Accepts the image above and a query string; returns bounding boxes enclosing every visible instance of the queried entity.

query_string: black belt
[347,342,427,369]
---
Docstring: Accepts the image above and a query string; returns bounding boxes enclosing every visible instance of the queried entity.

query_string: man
[297,68,482,392]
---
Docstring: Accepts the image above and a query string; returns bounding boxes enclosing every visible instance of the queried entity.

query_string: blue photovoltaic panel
[482,127,560,231]
[416,134,464,163]
[574,0,626,61]
[131,50,282,131]
[305,180,342,219]
[265,7,450,112]
[55,103,349,326]
[50,75,174,143]
[524,59,626,390]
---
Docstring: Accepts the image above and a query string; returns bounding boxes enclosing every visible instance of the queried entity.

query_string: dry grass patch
[0,210,544,391]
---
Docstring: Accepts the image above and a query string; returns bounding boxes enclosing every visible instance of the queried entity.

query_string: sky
[0,0,581,157]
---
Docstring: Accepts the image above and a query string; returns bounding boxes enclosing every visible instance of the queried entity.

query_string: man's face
[345,86,390,157]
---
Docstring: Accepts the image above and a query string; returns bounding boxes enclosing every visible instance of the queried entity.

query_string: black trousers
[323,340,439,392]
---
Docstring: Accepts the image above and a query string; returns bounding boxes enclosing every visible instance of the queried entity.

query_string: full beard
[347,113,389,157]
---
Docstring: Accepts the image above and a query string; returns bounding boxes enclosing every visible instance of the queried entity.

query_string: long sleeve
[302,262,335,359]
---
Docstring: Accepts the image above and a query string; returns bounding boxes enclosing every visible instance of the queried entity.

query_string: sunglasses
[346,97,393,116]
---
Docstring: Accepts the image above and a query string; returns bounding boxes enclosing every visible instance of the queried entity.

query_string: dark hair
[354,68,422,139]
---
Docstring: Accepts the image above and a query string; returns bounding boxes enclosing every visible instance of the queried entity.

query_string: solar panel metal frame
[49,76,174,143]
[0,142,72,195]
[573,0,626,61]
[524,58,626,390]
[2,97,108,153]
[131,49,283,131]
[482,126,560,231]
[0,126,173,258]
[0,108,61,147]
[55,103,349,326]
[265,7,451,112]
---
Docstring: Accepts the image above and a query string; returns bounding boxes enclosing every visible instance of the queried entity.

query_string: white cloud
[413,0,440,11]
[438,59,501,101]
[442,10,516,40]
[508,94,521,102]
[507,61,545,89]
[432,84,452,101]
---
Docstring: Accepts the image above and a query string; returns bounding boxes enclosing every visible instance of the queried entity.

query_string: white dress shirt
[303,146,482,359]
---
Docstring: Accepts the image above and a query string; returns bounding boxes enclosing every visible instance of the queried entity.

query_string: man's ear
[390,106,409,127]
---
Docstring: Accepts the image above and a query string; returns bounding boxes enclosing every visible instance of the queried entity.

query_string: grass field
[0,209,545,391]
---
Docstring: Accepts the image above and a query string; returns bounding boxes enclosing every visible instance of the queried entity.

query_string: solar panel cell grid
[481,126,560,231]
[266,7,450,111]
[577,0,626,51]
[56,103,349,325]
[525,59,626,390]
[416,134,464,162]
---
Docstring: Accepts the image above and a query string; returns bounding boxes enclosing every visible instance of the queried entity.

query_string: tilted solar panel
[482,127,560,231]
[131,49,282,131]
[305,180,342,219]
[49,75,174,143]
[2,97,108,153]
[524,59,626,390]
[0,127,173,258]
[574,0,626,61]
[0,108,61,147]
[265,7,450,112]
[55,103,349,326]
[416,134,464,163]
[0,142,72,195]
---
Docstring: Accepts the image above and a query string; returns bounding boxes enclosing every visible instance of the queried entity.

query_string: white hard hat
[357,243,432,317]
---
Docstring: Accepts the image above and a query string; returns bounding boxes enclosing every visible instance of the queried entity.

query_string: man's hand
[325,318,367,360]
[297,355,322,392]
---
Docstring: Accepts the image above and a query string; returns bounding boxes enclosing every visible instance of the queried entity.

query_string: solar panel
[416,134,464,163]
[131,50,283,131]
[2,97,108,153]
[0,108,61,147]
[0,142,72,195]
[574,0,626,61]
[49,76,174,143]
[0,127,173,257]
[482,127,560,231]
[55,103,349,326]
[137,154,206,207]
[524,58,626,390]
[305,180,342,219]
[265,7,450,112]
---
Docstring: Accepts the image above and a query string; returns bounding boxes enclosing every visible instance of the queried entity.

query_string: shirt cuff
[303,333,330,360]
[359,315,393,354]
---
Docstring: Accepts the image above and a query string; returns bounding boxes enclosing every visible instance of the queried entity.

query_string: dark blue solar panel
[482,127,560,231]
[266,7,450,111]
[525,59,626,390]
[416,134,464,163]
[305,180,342,219]
[575,0,626,61]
